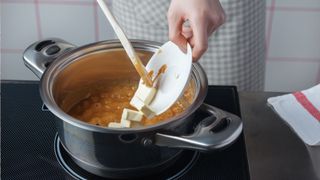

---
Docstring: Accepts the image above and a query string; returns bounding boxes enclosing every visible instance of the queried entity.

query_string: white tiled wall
[1,0,320,92]
[269,11,320,59]
[2,3,39,49]
[265,0,320,91]
[1,0,114,81]
[39,3,96,46]
[265,61,320,91]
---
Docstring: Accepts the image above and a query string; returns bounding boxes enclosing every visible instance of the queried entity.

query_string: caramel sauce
[152,64,167,85]
[67,80,194,127]
[143,64,167,87]
[133,56,153,87]
[147,70,154,80]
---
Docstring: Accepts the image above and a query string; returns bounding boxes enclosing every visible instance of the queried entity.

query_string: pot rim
[40,39,208,133]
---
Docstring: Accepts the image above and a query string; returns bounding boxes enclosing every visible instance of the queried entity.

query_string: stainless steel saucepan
[23,38,242,178]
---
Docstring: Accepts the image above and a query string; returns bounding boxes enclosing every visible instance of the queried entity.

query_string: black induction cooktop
[1,81,250,180]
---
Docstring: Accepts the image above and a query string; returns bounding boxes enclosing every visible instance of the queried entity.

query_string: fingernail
[181,44,187,53]
[179,41,187,53]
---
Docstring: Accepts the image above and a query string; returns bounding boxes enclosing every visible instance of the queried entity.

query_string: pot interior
[51,46,198,128]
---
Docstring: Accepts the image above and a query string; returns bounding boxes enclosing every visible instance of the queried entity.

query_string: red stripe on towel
[293,92,320,121]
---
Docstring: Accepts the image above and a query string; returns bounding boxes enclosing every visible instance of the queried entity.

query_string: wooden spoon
[96,0,153,87]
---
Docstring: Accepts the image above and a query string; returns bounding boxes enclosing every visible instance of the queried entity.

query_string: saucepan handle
[23,38,76,78]
[155,103,243,152]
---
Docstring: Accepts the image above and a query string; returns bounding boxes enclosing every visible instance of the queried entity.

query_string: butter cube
[140,105,155,119]
[130,96,155,119]
[130,96,145,110]
[120,119,131,128]
[122,108,143,122]
[108,122,122,128]
[134,84,157,105]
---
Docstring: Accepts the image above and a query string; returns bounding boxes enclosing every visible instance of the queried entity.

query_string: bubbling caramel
[67,79,194,127]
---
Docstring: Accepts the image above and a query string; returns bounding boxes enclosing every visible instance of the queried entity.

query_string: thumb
[182,25,193,40]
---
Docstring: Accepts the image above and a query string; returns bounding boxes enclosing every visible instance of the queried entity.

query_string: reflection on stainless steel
[23,38,76,78]
[156,104,242,151]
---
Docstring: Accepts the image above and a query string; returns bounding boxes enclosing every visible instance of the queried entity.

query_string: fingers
[188,11,226,62]
[167,0,226,62]
[189,17,208,61]
[167,12,187,53]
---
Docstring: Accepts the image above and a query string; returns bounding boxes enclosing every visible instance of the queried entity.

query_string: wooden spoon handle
[96,0,153,87]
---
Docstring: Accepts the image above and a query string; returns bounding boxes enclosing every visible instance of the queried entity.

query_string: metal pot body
[23,38,243,178]
[56,114,195,178]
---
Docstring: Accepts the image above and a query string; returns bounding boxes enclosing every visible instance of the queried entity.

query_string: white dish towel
[267,84,320,146]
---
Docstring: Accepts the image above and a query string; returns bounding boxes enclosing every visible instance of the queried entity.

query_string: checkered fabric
[113,0,266,91]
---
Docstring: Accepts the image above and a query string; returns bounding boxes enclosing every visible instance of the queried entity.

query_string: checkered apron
[112,0,266,91]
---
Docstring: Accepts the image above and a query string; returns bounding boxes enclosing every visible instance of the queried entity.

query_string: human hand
[167,0,225,61]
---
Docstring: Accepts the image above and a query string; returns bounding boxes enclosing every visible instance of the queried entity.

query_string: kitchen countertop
[239,92,319,180]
